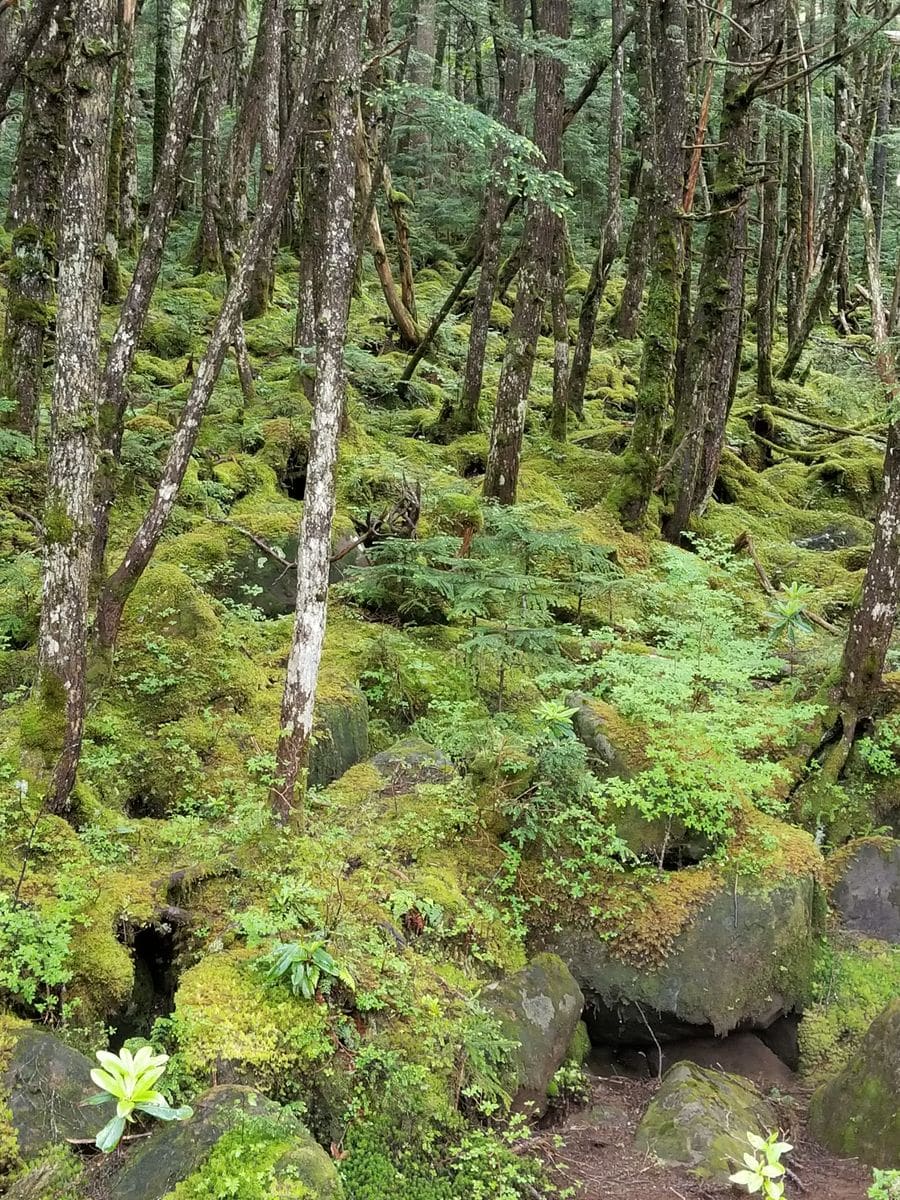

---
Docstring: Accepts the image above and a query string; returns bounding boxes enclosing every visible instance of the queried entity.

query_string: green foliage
[728,1130,793,1199]
[89,1045,192,1152]
[162,1116,318,1200]
[261,937,355,1001]
[856,716,900,776]
[0,893,72,1017]
[870,1169,900,1200]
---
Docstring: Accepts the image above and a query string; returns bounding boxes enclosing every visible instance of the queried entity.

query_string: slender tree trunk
[38,0,114,815]
[549,222,569,442]
[103,0,136,303]
[385,164,417,319]
[1,12,68,439]
[483,0,568,504]
[617,0,687,530]
[118,8,139,251]
[615,184,653,339]
[566,0,624,418]
[152,0,173,183]
[245,0,283,317]
[91,0,219,584]
[94,3,331,650]
[455,0,525,432]
[271,0,361,825]
[757,105,781,397]
[0,0,58,127]
[871,48,892,262]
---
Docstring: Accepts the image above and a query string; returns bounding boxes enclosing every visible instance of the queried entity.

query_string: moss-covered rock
[808,997,900,1166]
[827,837,900,942]
[3,1029,98,1158]
[4,1145,84,1199]
[635,1061,777,1183]
[480,953,583,1115]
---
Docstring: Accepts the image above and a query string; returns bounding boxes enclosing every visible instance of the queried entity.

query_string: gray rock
[809,997,900,1167]
[829,838,900,943]
[567,693,630,778]
[793,525,861,551]
[481,953,584,1115]
[540,875,819,1037]
[309,687,369,789]
[370,737,455,791]
[3,1029,98,1158]
[660,1032,795,1090]
[635,1061,777,1183]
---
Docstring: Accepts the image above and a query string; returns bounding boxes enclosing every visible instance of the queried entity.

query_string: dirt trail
[532,1072,872,1200]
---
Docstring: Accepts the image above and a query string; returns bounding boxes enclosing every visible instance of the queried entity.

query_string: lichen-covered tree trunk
[91,0,217,585]
[756,104,781,397]
[870,49,892,260]
[0,0,58,128]
[0,13,68,440]
[103,0,136,303]
[566,0,624,418]
[244,0,283,318]
[117,8,139,251]
[617,0,686,530]
[152,0,173,183]
[271,0,360,826]
[37,0,114,815]
[95,4,331,650]
[454,0,525,432]
[483,0,567,504]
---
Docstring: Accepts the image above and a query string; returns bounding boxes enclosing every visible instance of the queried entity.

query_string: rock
[793,525,861,551]
[809,997,900,1166]
[635,1061,778,1184]
[3,1029,98,1157]
[828,837,900,943]
[540,875,819,1037]
[309,687,370,789]
[481,953,584,1115]
[567,693,631,778]
[660,1033,796,1090]
[370,737,455,791]
[758,1013,801,1072]
[111,1084,340,1200]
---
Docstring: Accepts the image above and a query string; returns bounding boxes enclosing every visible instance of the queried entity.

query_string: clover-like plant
[729,1130,792,1198]
[262,937,355,1001]
[88,1045,192,1152]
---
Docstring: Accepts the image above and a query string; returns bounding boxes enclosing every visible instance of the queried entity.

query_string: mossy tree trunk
[566,0,624,419]
[870,47,892,260]
[152,0,173,183]
[1,11,68,440]
[92,0,218,586]
[756,100,781,397]
[244,0,283,318]
[95,1,332,650]
[454,0,525,433]
[0,0,58,128]
[617,0,687,531]
[483,0,567,504]
[549,221,569,442]
[38,0,115,816]
[272,0,360,826]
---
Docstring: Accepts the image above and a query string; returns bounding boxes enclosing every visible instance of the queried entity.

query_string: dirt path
[532,1072,872,1200]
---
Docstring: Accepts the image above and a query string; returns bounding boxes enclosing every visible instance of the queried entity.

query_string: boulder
[660,1033,795,1090]
[3,1029,98,1157]
[309,687,369,789]
[828,838,900,943]
[370,737,455,791]
[635,1062,778,1184]
[481,953,584,1115]
[540,875,819,1037]
[567,694,631,778]
[111,1085,341,1200]
[808,997,900,1166]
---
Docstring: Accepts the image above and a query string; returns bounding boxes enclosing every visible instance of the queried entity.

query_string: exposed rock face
[635,1062,777,1183]
[828,838,900,943]
[809,997,900,1167]
[660,1032,795,1090]
[481,953,584,1115]
[309,686,369,788]
[3,1029,98,1157]
[541,876,819,1037]
[111,1085,341,1200]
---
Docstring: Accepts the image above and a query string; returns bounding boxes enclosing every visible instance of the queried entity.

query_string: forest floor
[533,1071,872,1200]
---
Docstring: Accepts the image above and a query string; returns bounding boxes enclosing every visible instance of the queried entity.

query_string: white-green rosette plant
[88,1045,193,1152]
[729,1131,793,1199]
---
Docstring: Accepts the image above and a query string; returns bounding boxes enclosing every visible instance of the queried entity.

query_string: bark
[783,4,810,343]
[38,0,114,815]
[152,0,173,182]
[618,0,687,530]
[271,0,361,825]
[103,0,136,302]
[245,0,283,317]
[549,221,569,442]
[94,2,332,651]
[1,11,68,440]
[566,0,624,418]
[91,0,216,585]
[756,104,781,397]
[615,184,653,339]
[870,49,892,261]
[117,7,139,250]
[454,0,526,432]
[483,0,568,505]
[0,0,58,125]
[384,165,417,319]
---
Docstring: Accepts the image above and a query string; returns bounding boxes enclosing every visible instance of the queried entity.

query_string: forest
[1,0,900,1194]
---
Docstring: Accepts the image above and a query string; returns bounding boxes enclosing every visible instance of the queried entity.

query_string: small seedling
[88,1045,192,1152]
[729,1130,792,1199]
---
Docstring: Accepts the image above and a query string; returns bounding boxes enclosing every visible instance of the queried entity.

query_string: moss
[564,1020,590,1066]
[140,312,194,359]
[133,352,185,387]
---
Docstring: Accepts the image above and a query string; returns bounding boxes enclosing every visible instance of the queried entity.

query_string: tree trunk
[271,0,361,825]
[549,221,569,442]
[152,0,173,183]
[103,0,136,303]
[756,104,781,396]
[245,0,283,317]
[38,0,114,815]
[483,0,568,505]
[91,0,217,585]
[0,0,58,127]
[566,0,624,418]
[871,48,892,262]
[94,2,331,650]
[1,12,68,440]
[455,0,525,432]
[617,0,687,530]
[117,7,139,251]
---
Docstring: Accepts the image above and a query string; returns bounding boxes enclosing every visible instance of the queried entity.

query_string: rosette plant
[88,1045,193,1152]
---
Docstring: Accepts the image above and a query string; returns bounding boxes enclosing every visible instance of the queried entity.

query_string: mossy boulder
[481,953,584,1114]
[369,737,455,791]
[539,874,820,1036]
[4,1146,84,1199]
[110,1084,341,1200]
[567,693,634,778]
[808,997,900,1166]
[635,1061,777,1183]
[309,687,370,789]
[3,1029,98,1157]
[828,837,900,942]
